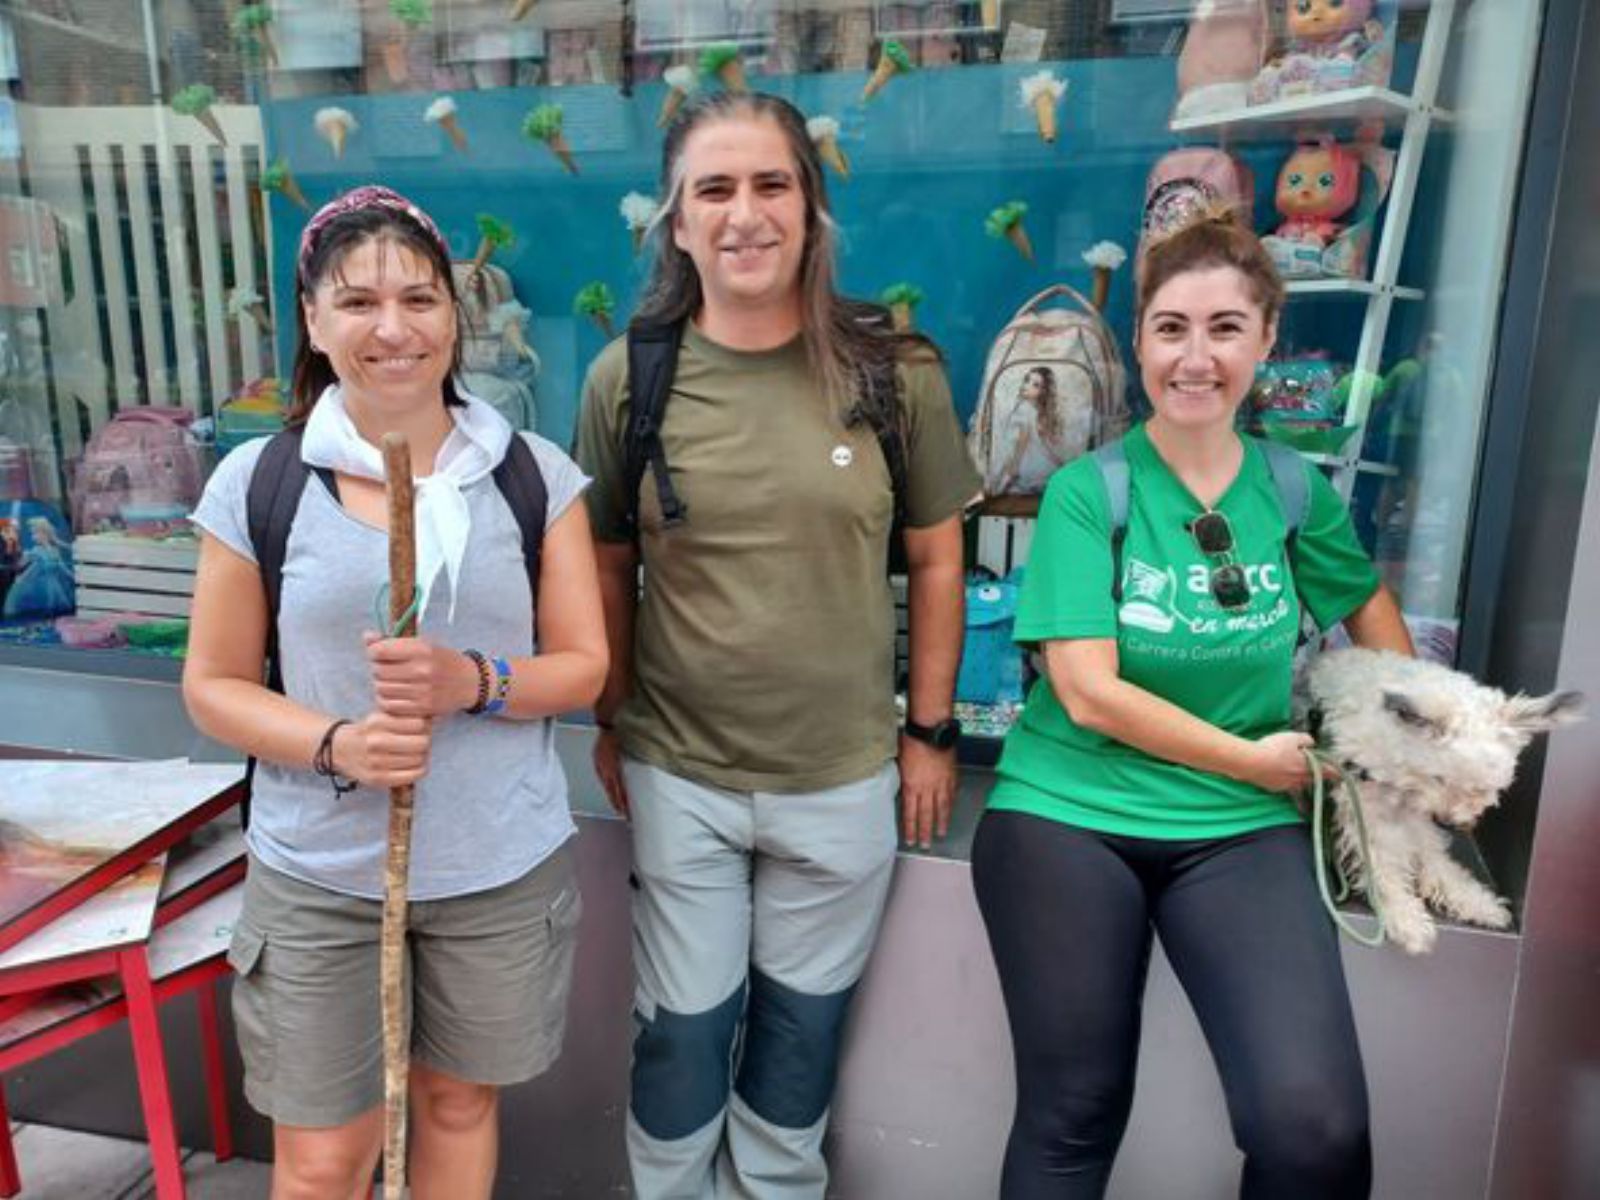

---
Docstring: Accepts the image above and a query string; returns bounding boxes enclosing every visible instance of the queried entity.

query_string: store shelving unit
[1173,0,1459,499]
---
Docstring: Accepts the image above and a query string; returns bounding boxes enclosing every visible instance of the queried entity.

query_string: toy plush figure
[1288,0,1381,57]
[1272,137,1360,244]
[1251,0,1393,101]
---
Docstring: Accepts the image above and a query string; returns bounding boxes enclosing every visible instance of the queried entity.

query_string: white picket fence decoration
[14,103,271,457]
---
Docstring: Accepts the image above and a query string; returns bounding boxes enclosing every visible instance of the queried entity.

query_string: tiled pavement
[6,1122,271,1198]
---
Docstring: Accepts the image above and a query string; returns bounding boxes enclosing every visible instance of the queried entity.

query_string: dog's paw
[1459,893,1513,930]
[1386,909,1438,955]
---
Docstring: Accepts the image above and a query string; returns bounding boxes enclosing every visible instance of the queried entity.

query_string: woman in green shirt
[972,210,1413,1200]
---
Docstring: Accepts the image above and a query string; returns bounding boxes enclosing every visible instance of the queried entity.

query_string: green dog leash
[1305,748,1387,948]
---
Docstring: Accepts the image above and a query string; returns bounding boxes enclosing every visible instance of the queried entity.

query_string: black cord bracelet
[313,719,358,797]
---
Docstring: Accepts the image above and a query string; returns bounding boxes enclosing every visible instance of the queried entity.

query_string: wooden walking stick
[380,433,419,1200]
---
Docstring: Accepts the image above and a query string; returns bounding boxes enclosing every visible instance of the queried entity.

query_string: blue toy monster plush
[957,569,1025,706]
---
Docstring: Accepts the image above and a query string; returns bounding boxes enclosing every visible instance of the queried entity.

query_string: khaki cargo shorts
[227,845,582,1128]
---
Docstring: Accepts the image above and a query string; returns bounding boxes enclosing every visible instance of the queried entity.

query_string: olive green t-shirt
[575,323,980,792]
[989,423,1380,839]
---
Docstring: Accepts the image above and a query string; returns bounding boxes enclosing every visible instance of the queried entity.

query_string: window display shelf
[1170,86,1444,141]
[1287,279,1425,302]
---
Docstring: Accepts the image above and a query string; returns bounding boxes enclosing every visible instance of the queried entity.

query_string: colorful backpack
[968,285,1128,498]
[1139,147,1255,260]
[70,407,205,534]
[956,569,1025,706]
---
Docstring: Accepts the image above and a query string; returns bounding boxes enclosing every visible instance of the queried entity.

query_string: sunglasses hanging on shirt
[1186,510,1252,611]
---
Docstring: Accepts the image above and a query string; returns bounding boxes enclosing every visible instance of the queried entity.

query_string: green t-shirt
[575,322,980,792]
[989,423,1380,839]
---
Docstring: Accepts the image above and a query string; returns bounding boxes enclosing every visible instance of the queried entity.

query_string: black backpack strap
[624,319,688,540]
[242,427,333,831]
[493,433,548,607]
[844,303,910,536]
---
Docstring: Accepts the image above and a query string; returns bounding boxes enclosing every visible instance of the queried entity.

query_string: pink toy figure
[1286,0,1382,61]
[1273,137,1361,245]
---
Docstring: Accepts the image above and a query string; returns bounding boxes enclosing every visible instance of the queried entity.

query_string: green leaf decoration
[171,84,217,116]
[475,214,515,249]
[261,159,291,190]
[698,43,740,76]
[985,201,1028,239]
[573,281,615,318]
[232,4,273,34]
[880,283,925,308]
[882,40,913,72]
[389,0,433,28]
[521,104,564,141]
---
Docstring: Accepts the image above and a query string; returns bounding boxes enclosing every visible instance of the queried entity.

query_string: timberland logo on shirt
[830,445,854,467]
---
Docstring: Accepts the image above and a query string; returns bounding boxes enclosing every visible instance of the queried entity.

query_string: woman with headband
[183,186,607,1198]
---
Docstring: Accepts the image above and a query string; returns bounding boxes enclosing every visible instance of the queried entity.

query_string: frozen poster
[0,499,73,620]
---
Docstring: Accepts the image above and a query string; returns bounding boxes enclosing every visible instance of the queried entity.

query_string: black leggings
[971,810,1370,1200]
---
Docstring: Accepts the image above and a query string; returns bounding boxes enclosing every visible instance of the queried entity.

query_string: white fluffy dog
[1302,648,1583,954]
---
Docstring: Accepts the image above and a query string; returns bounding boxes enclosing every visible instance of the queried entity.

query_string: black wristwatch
[903,716,962,751]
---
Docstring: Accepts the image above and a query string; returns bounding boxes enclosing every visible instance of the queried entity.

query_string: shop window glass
[0,3,1546,721]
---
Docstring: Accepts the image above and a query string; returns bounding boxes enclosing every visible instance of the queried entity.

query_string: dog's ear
[1503,690,1585,733]
[1383,690,1443,735]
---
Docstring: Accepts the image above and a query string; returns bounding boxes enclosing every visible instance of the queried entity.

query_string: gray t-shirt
[193,431,588,901]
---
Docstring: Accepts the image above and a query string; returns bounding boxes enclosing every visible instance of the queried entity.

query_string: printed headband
[297,185,449,282]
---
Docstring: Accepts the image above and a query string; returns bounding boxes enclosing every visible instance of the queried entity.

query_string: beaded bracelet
[483,656,512,717]
[313,719,358,797]
[462,649,493,715]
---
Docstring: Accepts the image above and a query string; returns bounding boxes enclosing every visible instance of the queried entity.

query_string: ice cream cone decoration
[509,0,538,19]
[1081,241,1127,312]
[1019,72,1067,146]
[574,282,616,340]
[315,108,358,159]
[232,5,278,68]
[523,104,578,174]
[862,40,912,102]
[387,0,432,85]
[490,302,537,364]
[699,44,747,93]
[986,201,1033,263]
[227,287,273,335]
[468,214,515,283]
[879,283,924,332]
[658,65,699,128]
[425,96,468,151]
[620,193,660,256]
[262,158,310,212]
[173,84,226,146]
[806,116,849,181]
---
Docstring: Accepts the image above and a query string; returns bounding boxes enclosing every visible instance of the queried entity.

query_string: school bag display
[956,569,1025,707]
[452,261,538,431]
[968,285,1128,498]
[1138,147,1255,261]
[69,407,206,535]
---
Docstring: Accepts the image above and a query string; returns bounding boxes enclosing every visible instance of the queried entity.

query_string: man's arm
[899,513,965,848]
[592,539,639,817]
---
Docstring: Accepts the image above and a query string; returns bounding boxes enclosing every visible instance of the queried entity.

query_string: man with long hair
[575,92,978,1198]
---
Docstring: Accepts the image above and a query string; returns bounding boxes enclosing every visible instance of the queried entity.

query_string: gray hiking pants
[622,757,899,1200]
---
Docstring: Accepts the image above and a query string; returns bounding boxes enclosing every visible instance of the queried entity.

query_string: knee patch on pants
[631,983,746,1141]
[735,969,855,1130]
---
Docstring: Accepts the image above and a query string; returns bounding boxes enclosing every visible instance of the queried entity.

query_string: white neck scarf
[300,383,513,623]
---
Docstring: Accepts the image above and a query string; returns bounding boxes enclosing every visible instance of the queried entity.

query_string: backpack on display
[1138,148,1255,260]
[451,261,537,431]
[70,407,205,534]
[968,285,1128,498]
[956,569,1025,706]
